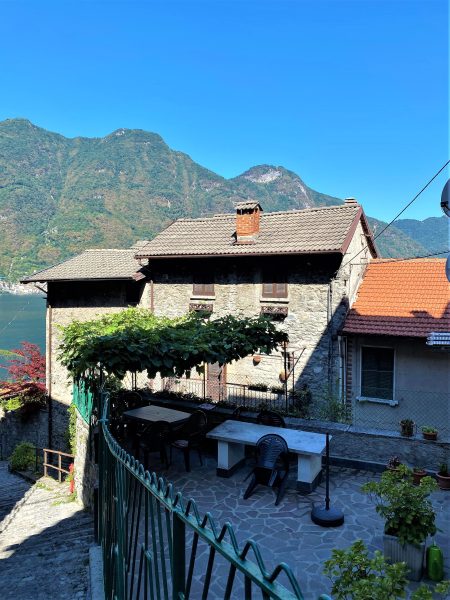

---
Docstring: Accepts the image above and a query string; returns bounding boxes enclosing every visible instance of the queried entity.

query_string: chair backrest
[256,410,285,428]
[231,406,245,421]
[189,410,208,432]
[120,391,144,410]
[255,434,288,469]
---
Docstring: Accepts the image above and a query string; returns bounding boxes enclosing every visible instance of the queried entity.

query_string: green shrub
[65,403,77,455]
[324,540,450,600]
[10,441,36,471]
[362,465,438,545]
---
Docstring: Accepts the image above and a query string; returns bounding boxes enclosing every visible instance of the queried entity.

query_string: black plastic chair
[231,406,245,421]
[243,434,289,506]
[256,410,285,428]
[170,410,208,472]
[138,421,171,470]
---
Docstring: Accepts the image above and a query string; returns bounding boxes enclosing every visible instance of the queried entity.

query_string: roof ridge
[169,203,350,224]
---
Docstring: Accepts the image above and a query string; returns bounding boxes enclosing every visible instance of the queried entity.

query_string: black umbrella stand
[310,432,344,527]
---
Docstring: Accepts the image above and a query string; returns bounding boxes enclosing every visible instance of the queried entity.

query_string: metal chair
[256,410,285,428]
[243,434,289,506]
[138,421,171,470]
[170,410,208,472]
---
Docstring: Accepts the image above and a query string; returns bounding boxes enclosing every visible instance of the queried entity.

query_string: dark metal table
[123,405,191,425]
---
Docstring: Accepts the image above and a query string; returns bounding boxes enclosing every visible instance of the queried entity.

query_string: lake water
[0,294,46,362]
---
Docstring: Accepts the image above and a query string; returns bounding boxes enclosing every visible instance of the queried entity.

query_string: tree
[0,342,47,407]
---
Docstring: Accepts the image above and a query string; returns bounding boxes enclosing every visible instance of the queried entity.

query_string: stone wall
[0,406,49,459]
[284,416,450,472]
[74,411,96,508]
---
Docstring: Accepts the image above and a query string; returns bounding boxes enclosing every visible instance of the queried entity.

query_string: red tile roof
[342,259,450,338]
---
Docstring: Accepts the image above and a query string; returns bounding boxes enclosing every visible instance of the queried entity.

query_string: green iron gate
[97,391,331,600]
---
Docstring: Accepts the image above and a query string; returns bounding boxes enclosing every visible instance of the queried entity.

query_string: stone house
[134,199,377,401]
[21,200,377,449]
[342,258,450,439]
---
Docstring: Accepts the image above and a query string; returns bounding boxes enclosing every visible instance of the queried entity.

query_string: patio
[154,448,450,599]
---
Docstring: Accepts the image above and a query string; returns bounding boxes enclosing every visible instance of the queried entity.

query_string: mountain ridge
[0,118,446,282]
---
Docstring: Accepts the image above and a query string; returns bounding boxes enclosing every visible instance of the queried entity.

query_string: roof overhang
[136,250,344,260]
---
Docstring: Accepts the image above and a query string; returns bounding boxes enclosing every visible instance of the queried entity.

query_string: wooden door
[206,363,227,402]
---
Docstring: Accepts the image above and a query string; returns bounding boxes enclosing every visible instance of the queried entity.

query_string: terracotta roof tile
[342,259,450,338]
[135,204,374,258]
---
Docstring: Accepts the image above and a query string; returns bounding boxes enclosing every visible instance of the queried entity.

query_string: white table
[207,420,328,493]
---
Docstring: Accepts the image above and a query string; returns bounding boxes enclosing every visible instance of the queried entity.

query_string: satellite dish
[446,254,450,283]
[441,179,450,217]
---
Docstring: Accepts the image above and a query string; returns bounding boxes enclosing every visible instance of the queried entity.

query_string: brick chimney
[344,197,359,205]
[235,201,262,243]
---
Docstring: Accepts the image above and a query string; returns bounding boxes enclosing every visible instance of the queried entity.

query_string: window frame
[192,274,215,298]
[261,280,289,300]
[359,345,395,402]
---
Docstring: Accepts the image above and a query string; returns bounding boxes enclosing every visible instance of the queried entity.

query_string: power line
[338,159,450,273]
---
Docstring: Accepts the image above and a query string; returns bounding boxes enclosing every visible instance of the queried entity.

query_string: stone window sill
[357,396,398,407]
[190,295,216,301]
[259,297,289,304]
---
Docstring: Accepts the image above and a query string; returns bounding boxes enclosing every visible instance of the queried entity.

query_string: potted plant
[422,426,438,441]
[399,419,415,437]
[362,465,438,580]
[386,456,402,472]
[437,464,450,491]
[412,466,427,486]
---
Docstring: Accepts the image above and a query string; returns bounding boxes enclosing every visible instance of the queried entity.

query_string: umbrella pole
[310,432,344,527]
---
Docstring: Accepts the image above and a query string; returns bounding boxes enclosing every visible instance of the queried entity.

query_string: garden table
[207,420,328,492]
[123,405,191,425]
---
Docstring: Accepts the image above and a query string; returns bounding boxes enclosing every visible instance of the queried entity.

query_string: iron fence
[98,390,331,600]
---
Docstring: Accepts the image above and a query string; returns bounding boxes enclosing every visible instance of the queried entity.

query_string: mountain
[394,216,449,256]
[0,118,446,282]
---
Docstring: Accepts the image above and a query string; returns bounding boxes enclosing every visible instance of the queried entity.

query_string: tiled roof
[21,249,141,282]
[135,204,375,258]
[342,259,450,338]
[235,201,262,210]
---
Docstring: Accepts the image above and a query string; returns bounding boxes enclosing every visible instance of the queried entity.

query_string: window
[361,346,394,400]
[262,282,288,298]
[262,270,288,298]
[192,274,214,297]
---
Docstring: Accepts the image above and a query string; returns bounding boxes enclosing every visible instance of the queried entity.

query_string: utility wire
[338,159,450,273]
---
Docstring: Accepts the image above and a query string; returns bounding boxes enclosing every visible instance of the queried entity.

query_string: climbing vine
[58,308,287,384]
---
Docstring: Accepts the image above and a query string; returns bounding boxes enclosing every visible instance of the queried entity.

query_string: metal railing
[43,448,74,482]
[98,391,330,599]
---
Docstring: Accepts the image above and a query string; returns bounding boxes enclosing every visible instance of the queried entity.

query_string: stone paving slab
[0,461,31,526]
[0,473,94,600]
[155,451,450,599]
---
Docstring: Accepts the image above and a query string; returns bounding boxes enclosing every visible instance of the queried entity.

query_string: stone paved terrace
[153,449,450,599]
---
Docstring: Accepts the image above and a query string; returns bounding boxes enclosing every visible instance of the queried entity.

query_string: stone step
[0,466,93,598]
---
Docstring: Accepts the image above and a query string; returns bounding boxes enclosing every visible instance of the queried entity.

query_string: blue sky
[0,0,448,221]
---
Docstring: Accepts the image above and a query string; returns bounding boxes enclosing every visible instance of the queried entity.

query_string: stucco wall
[349,334,450,439]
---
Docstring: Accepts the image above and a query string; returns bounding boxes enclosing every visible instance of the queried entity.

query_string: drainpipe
[327,281,333,391]
[150,279,154,313]
[47,300,53,449]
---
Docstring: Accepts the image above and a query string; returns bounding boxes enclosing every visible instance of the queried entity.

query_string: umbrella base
[311,505,344,527]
